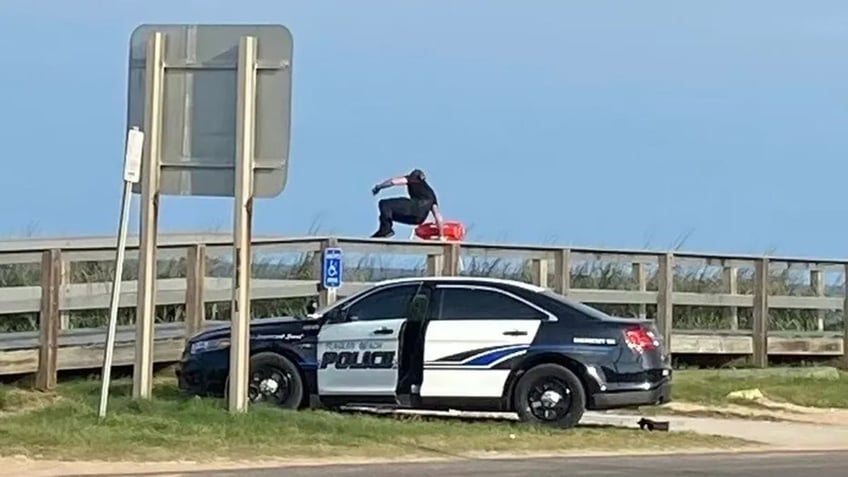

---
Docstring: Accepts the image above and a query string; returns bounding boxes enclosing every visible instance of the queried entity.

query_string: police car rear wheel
[246,352,304,409]
[514,363,585,429]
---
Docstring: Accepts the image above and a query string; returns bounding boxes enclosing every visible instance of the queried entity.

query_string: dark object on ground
[638,417,670,431]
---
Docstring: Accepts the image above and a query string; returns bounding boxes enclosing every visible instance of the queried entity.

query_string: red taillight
[624,325,658,353]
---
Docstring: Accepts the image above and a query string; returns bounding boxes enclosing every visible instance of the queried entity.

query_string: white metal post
[99,127,144,418]
[228,35,258,413]
[133,31,165,400]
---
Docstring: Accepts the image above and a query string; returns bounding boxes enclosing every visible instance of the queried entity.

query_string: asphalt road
[98,451,848,477]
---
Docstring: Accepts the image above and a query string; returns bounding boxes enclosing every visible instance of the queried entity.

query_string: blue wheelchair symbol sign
[322,247,343,289]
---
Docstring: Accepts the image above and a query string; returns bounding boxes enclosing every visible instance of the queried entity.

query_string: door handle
[372,327,394,335]
[503,330,528,336]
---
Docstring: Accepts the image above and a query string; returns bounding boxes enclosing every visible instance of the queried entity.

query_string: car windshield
[537,289,613,320]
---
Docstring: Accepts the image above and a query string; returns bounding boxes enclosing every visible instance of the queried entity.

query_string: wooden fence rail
[1,234,846,388]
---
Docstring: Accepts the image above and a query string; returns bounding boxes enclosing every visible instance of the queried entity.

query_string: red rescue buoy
[414,220,467,241]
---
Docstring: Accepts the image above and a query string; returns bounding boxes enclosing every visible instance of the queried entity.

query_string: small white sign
[123,127,144,183]
[573,337,617,345]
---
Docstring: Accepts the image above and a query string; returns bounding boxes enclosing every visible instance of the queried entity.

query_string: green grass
[672,368,848,408]
[0,377,748,462]
[0,385,8,410]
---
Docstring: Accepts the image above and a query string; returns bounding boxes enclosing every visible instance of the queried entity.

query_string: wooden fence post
[37,248,62,391]
[632,262,647,319]
[656,253,673,352]
[184,244,206,338]
[752,257,769,368]
[811,269,825,331]
[843,264,848,363]
[443,243,461,276]
[530,258,548,288]
[553,248,571,295]
[723,266,739,330]
[59,258,71,330]
[426,253,443,276]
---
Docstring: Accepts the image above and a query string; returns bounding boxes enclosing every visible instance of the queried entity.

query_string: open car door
[316,282,423,400]
[395,283,435,397]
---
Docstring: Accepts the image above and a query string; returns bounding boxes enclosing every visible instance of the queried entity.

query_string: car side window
[437,287,546,320]
[344,284,418,321]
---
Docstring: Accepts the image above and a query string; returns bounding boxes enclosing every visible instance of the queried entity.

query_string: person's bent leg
[388,200,426,229]
[371,197,411,238]
[392,200,430,225]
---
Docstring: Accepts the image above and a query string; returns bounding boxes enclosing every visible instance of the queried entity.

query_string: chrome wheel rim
[527,376,573,421]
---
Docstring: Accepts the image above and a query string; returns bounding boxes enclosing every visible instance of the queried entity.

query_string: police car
[176,276,672,428]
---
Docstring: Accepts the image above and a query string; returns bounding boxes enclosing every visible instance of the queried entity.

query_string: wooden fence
[1,233,846,389]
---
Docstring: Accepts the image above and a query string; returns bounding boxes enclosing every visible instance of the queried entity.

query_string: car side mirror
[324,306,348,324]
[306,299,318,315]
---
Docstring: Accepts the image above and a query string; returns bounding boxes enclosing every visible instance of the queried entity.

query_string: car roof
[371,275,548,293]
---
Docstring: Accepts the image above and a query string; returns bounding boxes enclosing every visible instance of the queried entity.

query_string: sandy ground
[656,399,848,426]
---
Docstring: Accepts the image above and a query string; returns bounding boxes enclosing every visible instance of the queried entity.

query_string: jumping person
[370,168,444,239]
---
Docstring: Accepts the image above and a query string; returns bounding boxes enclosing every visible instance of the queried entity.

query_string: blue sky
[0,0,846,257]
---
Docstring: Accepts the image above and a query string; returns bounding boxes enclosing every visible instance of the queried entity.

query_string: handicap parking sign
[322,247,343,289]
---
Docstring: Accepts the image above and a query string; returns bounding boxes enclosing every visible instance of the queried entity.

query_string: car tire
[224,352,304,409]
[513,363,586,429]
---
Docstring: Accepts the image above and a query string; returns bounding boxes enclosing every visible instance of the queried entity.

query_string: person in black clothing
[370,168,444,238]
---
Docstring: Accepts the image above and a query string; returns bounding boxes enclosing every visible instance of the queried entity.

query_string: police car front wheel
[513,363,586,429]
[225,352,304,409]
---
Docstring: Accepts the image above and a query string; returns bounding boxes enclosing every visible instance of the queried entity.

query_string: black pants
[373,198,430,237]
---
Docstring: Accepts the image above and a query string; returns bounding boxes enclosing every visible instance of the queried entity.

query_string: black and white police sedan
[176,276,672,428]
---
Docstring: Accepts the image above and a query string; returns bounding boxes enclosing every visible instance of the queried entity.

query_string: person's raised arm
[371,175,409,195]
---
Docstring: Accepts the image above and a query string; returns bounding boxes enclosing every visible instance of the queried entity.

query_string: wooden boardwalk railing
[1,233,846,388]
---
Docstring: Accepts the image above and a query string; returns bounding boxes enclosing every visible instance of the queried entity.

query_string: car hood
[187,316,314,343]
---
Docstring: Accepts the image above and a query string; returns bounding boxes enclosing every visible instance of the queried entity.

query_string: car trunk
[604,316,668,370]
